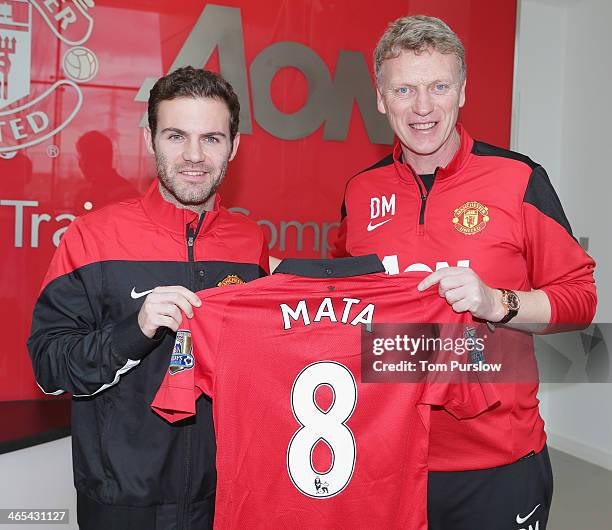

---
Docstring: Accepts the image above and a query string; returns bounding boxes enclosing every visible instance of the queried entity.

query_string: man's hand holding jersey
[138,286,202,338]
[417,266,551,331]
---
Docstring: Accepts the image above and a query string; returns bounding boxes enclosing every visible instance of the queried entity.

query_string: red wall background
[0,0,517,401]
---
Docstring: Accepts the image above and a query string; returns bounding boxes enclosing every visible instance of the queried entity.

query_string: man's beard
[155,151,228,207]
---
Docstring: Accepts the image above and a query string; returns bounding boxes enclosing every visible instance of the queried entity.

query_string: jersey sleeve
[418,322,500,420]
[522,166,597,328]
[27,220,162,396]
[420,376,500,420]
[151,296,226,422]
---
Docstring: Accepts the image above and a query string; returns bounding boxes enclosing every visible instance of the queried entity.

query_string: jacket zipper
[180,428,193,530]
[414,169,438,234]
[187,229,195,261]
[418,191,427,225]
[178,212,206,530]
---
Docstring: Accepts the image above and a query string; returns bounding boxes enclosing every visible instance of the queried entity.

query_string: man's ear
[143,127,155,155]
[459,79,466,108]
[376,87,387,115]
[229,132,240,161]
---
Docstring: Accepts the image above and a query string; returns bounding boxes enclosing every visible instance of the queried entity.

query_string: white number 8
[287,361,357,498]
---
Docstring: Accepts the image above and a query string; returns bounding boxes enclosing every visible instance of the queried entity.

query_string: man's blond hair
[374,15,466,85]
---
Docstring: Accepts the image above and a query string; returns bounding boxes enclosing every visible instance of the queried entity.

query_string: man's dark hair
[147,66,240,142]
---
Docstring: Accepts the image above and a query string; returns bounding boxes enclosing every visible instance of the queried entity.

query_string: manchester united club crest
[169,330,194,375]
[0,0,97,158]
[217,274,245,287]
[452,201,489,235]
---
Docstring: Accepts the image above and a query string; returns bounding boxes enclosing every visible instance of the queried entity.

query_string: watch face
[507,292,520,311]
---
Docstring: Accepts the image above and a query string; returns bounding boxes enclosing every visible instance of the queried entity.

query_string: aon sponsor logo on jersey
[382,255,470,275]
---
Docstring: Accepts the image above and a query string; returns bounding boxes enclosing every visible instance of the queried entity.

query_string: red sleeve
[418,321,500,420]
[259,229,271,274]
[151,296,226,422]
[522,166,597,328]
[420,378,500,420]
[330,216,350,258]
[39,217,99,290]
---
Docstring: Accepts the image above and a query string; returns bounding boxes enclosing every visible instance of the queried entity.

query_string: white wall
[512,0,567,184]
[515,0,612,470]
[0,437,77,530]
[558,0,611,320]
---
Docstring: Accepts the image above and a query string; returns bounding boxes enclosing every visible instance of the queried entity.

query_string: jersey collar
[141,179,221,236]
[392,123,474,182]
[274,254,385,278]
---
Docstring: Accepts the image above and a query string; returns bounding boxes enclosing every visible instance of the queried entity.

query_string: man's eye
[168,134,183,141]
[433,84,449,92]
[203,136,219,144]
[395,86,409,95]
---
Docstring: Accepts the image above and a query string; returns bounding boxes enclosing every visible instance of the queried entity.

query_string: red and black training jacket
[332,124,597,471]
[27,180,269,527]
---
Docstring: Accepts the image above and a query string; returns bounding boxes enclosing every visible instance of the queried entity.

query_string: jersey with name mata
[151,255,499,529]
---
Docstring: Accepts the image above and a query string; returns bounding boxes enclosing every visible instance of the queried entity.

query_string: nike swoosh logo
[516,504,541,525]
[131,287,154,299]
[367,218,392,232]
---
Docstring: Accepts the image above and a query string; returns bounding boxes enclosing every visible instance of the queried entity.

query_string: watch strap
[497,288,519,324]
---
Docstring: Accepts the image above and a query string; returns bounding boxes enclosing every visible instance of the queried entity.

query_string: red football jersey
[152,256,498,529]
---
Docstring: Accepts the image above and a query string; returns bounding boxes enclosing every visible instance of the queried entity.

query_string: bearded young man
[28,67,269,530]
[332,15,596,530]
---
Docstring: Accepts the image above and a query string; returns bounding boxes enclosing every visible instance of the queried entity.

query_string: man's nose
[182,138,205,163]
[412,88,434,116]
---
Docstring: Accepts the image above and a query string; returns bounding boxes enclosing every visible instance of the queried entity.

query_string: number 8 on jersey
[287,361,357,498]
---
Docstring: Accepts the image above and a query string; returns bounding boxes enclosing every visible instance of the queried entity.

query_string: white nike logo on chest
[131,288,154,299]
[367,218,392,231]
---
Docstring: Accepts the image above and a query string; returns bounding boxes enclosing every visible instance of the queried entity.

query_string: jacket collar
[392,123,474,182]
[141,179,221,236]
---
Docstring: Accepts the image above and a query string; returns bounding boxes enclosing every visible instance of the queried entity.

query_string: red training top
[332,124,597,470]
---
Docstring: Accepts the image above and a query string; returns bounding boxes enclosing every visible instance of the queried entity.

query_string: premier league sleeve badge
[169,330,195,375]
